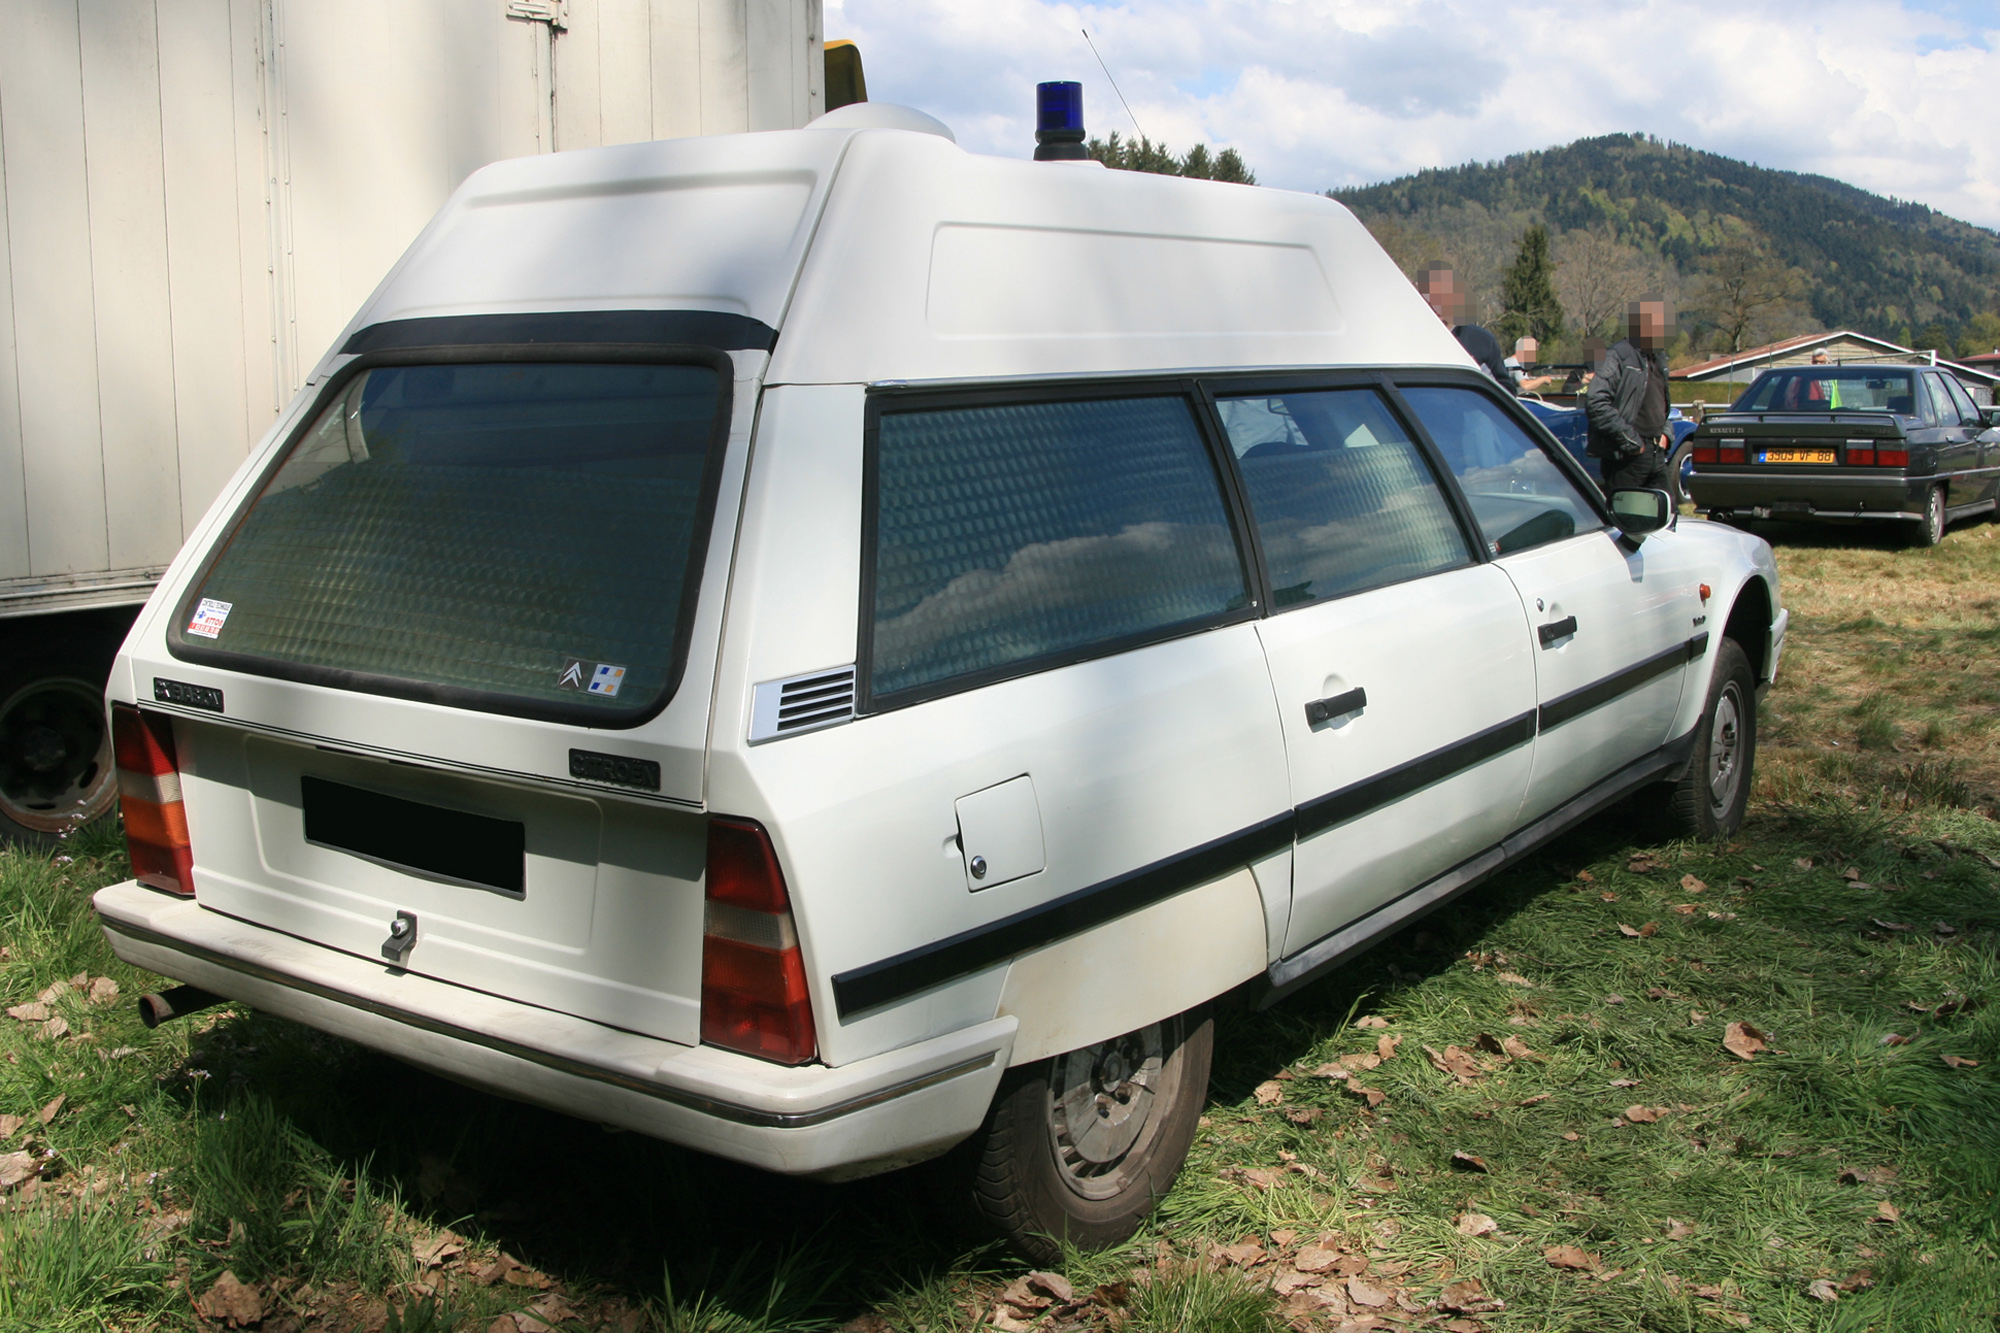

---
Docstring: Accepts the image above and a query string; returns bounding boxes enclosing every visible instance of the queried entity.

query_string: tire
[1668,638,1756,840]
[945,1006,1213,1263]
[1907,484,1946,548]
[0,607,135,850]
[1667,438,1694,509]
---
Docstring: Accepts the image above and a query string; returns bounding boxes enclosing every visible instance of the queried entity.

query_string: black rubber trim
[1537,640,1693,732]
[832,811,1295,1018]
[97,913,994,1130]
[1687,631,1711,660]
[341,310,776,355]
[1263,723,1701,1004]
[1295,711,1536,840]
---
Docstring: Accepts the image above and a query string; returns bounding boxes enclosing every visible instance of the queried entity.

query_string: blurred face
[1515,337,1538,362]
[1811,351,1830,364]
[1630,300,1672,350]
[1420,268,1464,325]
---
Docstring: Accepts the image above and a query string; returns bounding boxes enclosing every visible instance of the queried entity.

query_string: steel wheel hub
[0,678,116,834]
[1049,1021,1175,1198]
[1707,687,1742,813]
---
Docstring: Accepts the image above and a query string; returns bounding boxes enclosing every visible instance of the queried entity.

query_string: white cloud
[826,0,2000,229]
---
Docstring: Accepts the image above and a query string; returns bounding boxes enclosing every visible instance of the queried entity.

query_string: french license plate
[1758,448,1835,464]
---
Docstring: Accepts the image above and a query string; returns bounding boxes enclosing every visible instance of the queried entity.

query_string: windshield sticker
[588,663,627,697]
[187,599,233,639]
[557,658,588,690]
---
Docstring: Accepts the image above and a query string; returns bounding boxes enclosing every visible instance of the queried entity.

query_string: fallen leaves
[1496,971,1537,987]
[1455,1212,1498,1237]
[990,1271,1077,1331]
[1837,1165,1897,1187]
[1723,1021,1769,1061]
[1941,1054,1980,1069]
[1628,852,1667,873]
[1617,922,1661,938]
[0,1151,39,1191]
[1449,1150,1488,1173]
[37,1095,64,1126]
[1680,873,1707,893]
[1425,1045,1482,1086]
[1544,1244,1598,1270]
[1355,1015,1391,1029]
[1622,1105,1665,1124]
[1253,1080,1285,1106]
[1871,918,1912,933]
[195,1272,264,1328]
[1874,1201,1902,1224]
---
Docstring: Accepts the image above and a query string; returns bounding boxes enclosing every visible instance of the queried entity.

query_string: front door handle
[1538,615,1578,647]
[1304,687,1367,725]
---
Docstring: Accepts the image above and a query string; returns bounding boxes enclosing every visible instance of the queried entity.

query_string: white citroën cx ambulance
[95,100,1786,1259]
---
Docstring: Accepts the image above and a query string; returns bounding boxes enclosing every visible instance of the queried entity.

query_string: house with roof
[1674,330,1999,404]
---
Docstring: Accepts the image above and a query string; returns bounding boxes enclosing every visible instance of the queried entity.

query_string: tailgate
[181,720,704,1043]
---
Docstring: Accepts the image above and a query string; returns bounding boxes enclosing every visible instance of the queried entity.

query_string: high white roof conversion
[338,119,1472,385]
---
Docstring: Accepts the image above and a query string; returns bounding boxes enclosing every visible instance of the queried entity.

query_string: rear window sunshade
[302,776,526,896]
[168,357,730,725]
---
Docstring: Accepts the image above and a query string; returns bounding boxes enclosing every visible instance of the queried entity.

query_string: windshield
[175,361,724,722]
[1734,368,1914,414]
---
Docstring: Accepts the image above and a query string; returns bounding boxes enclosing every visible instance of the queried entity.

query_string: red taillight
[1692,446,1718,464]
[1719,447,1747,464]
[112,704,194,895]
[701,817,816,1065]
[1876,448,1908,467]
[1847,448,1875,466]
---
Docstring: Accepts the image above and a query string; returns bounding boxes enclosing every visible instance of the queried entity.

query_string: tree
[1691,234,1808,353]
[1087,132,1256,184]
[1555,224,1653,343]
[1495,224,1564,347]
[1957,312,2000,358]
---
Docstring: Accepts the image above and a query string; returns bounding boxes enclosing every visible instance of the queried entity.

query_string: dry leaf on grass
[1561,1131,1580,1141]
[1880,1033,1911,1046]
[1355,1015,1391,1029]
[195,1271,265,1327]
[413,1232,466,1267]
[1837,1166,1897,1187]
[1254,1080,1285,1106]
[1723,1021,1769,1061]
[35,980,69,1004]
[1874,1201,1902,1223]
[1628,853,1666,873]
[1345,1277,1391,1308]
[1450,1150,1489,1172]
[1807,1278,1842,1302]
[1680,874,1707,893]
[1425,1045,1482,1085]
[1942,1055,1980,1069]
[1293,1246,1341,1273]
[1872,919,1912,932]
[1455,1212,1499,1237]
[1376,1034,1401,1060]
[0,1115,21,1141]
[1285,1106,1324,1126]
[1502,1034,1543,1061]
[1438,1277,1499,1314]
[38,1016,68,1041]
[37,1095,64,1126]
[1211,1240,1266,1268]
[0,1151,39,1190]
[88,977,119,1003]
[1544,1245,1597,1270]
[1343,1081,1386,1109]
[1496,971,1536,987]
[1623,1105,1665,1124]
[5,1003,48,1023]
[1666,1218,1697,1240]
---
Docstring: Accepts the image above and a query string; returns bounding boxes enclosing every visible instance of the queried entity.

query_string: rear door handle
[1538,616,1578,647]
[1304,687,1367,725]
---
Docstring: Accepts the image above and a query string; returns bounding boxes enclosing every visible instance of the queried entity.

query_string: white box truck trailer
[0,0,833,843]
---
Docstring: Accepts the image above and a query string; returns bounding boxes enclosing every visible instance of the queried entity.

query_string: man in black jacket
[1588,298,1675,490]
[1419,266,1515,392]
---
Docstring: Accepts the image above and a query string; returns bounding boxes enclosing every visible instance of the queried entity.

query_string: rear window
[1735,369,1914,414]
[172,361,725,723]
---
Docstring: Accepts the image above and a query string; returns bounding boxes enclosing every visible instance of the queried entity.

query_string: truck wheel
[0,609,133,850]
[1908,485,1946,548]
[1667,638,1756,840]
[956,1006,1212,1263]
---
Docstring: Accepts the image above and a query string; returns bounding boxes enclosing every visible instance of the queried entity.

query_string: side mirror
[1609,487,1674,538]
[1982,405,2000,429]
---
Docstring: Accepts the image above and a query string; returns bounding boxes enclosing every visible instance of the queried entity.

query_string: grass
[2,515,1998,1331]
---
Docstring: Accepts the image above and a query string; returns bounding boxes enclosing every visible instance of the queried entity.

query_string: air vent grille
[749,666,856,743]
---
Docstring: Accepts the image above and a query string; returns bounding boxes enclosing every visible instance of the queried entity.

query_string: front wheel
[1667,437,1694,508]
[949,1007,1213,1263]
[1668,638,1756,839]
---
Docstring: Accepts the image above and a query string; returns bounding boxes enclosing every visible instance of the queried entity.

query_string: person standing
[1587,297,1675,490]
[1418,266,1515,393]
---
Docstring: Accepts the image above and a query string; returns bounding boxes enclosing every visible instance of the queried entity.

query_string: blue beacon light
[1034,81,1089,161]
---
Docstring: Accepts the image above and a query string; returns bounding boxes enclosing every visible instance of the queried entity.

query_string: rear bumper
[1688,470,1926,519]
[94,881,1013,1180]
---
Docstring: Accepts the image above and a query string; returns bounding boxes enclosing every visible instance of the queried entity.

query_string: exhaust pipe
[138,985,224,1029]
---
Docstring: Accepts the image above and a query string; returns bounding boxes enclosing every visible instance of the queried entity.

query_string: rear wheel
[1667,638,1756,839]
[1908,484,1946,547]
[1667,437,1694,508]
[0,608,135,850]
[947,1006,1213,1263]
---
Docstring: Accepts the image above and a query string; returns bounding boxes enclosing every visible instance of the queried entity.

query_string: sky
[825,0,2000,232]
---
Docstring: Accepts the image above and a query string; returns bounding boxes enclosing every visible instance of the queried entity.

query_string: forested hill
[1330,134,2000,348]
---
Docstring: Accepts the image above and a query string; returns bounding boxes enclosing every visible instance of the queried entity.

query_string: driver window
[1399,385,1603,556]
[1941,374,1981,426]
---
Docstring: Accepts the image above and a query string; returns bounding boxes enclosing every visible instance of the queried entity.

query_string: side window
[1400,385,1603,556]
[1919,374,1949,427]
[1942,374,1981,426]
[869,395,1249,701]
[1215,388,1472,608]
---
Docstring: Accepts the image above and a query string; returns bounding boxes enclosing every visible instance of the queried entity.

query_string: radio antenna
[1082,28,1145,139]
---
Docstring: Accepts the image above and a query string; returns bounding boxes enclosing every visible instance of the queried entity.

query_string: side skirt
[1258,726,1699,1008]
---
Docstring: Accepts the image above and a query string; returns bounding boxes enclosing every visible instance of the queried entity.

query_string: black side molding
[831,812,1295,1019]
[1295,711,1536,840]
[341,310,778,355]
[1537,640,1689,732]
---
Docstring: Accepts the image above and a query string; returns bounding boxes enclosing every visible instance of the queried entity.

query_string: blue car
[1522,398,1698,500]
